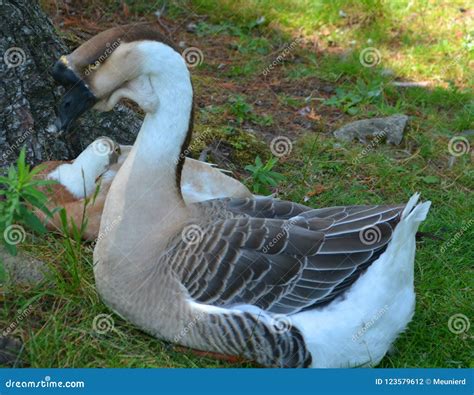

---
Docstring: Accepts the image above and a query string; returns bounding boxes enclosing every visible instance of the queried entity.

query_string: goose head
[49,137,121,199]
[78,137,121,172]
[52,23,187,131]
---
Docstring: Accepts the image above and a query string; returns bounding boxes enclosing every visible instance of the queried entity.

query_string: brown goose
[52,23,431,368]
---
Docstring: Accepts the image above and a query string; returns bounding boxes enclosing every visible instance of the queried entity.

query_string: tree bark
[0,0,141,169]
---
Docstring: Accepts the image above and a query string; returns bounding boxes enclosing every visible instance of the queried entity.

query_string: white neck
[97,42,193,253]
[49,149,106,198]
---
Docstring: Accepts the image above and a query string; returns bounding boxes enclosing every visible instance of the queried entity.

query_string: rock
[0,336,22,366]
[186,22,197,33]
[381,68,395,77]
[333,114,409,145]
[0,246,49,285]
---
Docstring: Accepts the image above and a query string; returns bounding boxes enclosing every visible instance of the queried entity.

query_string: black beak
[52,59,97,131]
[54,83,97,132]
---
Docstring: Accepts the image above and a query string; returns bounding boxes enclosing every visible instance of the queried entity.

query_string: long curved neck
[133,80,193,202]
[100,51,193,256]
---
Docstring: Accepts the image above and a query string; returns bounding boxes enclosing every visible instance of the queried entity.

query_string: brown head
[52,23,178,131]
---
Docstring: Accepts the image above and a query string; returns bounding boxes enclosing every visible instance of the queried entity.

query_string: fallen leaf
[306,184,325,197]
[123,2,130,17]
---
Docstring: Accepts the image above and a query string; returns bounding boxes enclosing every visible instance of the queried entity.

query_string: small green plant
[324,79,383,114]
[195,18,265,38]
[228,95,273,126]
[229,95,254,123]
[0,148,55,255]
[245,156,286,194]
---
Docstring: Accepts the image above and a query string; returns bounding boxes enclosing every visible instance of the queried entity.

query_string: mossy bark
[0,0,140,169]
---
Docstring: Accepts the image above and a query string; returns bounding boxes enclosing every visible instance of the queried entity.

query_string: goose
[52,23,431,368]
[108,145,253,205]
[35,140,251,240]
[34,137,120,240]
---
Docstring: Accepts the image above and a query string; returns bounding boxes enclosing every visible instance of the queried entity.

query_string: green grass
[3,0,472,368]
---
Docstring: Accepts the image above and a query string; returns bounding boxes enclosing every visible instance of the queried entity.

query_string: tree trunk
[0,0,141,169]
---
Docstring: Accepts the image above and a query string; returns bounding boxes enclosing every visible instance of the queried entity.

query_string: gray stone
[0,246,49,285]
[333,114,409,145]
[0,336,22,366]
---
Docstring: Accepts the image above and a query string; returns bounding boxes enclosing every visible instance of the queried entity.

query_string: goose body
[52,24,431,367]
[35,142,251,239]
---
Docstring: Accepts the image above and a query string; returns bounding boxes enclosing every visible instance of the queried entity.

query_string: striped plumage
[163,198,403,367]
[51,23,431,368]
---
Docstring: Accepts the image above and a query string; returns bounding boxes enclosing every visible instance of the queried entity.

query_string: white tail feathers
[401,193,420,219]
[401,193,431,223]
[408,201,431,222]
